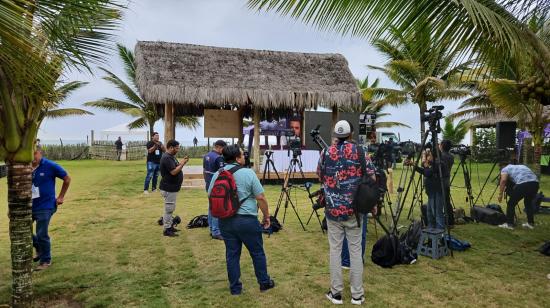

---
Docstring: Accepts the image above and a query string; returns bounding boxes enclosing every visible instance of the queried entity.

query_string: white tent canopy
[100,122,148,141]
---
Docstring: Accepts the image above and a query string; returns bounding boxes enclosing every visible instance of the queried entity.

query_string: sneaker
[168,227,180,233]
[325,291,343,305]
[34,262,51,271]
[211,234,224,240]
[341,265,350,270]
[152,189,157,192]
[498,223,514,230]
[521,223,534,230]
[143,190,149,195]
[163,229,178,237]
[351,295,365,305]
[259,279,275,292]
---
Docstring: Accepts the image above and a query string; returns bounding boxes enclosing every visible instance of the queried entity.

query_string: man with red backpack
[208,144,275,295]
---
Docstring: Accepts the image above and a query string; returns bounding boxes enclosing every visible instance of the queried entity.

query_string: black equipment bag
[186,215,208,229]
[471,206,506,225]
[354,146,380,215]
[539,241,550,256]
[372,234,401,268]
[262,215,282,234]
[400,220,422,250]
[486,203,504,213]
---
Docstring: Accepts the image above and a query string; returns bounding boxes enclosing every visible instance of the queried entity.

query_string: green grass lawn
[1,159,549,307]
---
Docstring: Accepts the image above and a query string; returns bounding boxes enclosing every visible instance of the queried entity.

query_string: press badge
[155,149,160,155]
[32,185,40,199]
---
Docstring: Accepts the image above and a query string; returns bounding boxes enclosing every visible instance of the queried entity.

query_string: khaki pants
[160,190,178,230]
[327,216,364,299]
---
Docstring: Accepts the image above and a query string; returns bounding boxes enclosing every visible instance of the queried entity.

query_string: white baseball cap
[333,120,351,138]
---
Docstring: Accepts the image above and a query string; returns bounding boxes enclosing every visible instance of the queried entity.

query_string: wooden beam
[164,103,175,144]
[253,107,261,172]
[331,105,339,129]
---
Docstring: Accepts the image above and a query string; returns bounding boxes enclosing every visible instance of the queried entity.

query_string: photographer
[203,139,227,240]
[416,147,446,229]
[144,132,166,194]
[208,145,275,295]
[497,162,539,230]
[439,140,454,225]
[318,120,374,305]
[159,140,189,237]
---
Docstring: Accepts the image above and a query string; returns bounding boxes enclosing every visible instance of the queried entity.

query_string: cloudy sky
[40,0,466,145]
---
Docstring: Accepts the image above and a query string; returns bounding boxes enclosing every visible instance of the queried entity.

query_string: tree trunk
[532,134,543,179]
[7,162,33,307]
[418,103,427,142]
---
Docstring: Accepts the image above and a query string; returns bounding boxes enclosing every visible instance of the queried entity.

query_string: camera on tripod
[284,129,302,157]
[421,105,444,123]
[450,145,471,157]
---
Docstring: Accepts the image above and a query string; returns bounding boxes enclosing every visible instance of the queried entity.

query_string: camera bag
[353,146,381,216]
[470,205,506,225]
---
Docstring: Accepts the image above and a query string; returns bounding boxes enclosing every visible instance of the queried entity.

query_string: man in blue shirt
[32,147,71,271]
[208,145,274,295]
[203,139,227,240]
[497,163,539,230]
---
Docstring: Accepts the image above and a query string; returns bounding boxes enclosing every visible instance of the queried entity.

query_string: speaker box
[496,121,516,150]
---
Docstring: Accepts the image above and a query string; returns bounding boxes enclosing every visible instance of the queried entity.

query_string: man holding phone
[144,132,166,194]
[159,140,189,237]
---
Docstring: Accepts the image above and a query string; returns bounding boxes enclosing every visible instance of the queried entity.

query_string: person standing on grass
[115,136,123,161]
[497,162,539,230]
[203,139,227,240]
[208,145,275,295]
[193,136,198,147]
[144,132,165,194]
[159,140,189,237]
[31,146,71,271]
[318,120,374,305]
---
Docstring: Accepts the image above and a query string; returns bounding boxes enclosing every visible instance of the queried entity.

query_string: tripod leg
[285,190,306,231]
[269,159,281,180]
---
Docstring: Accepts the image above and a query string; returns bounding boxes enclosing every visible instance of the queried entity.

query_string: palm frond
[99,68,145,107]
[175,116,200,129]
[45,108,94,119]
[127,117,148,130]
[84,98,140,114]
[117,43,136,87]
[53,81,89,105]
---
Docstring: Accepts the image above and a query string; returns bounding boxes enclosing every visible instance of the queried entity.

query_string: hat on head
[214,139,227,147]
[333,120,351,138]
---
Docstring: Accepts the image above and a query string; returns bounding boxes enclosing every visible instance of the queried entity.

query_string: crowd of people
[29,122,545,303]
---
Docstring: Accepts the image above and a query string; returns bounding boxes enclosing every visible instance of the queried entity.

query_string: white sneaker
[143,190,149,195]
[341,265,350,270]
[325,291,343,305]
[351,295,365,305]
[521,223,534,230]
[547,273,550,280]
[498,223,514,230]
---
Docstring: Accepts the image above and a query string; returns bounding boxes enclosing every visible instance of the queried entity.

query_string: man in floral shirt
[318,120,376,305]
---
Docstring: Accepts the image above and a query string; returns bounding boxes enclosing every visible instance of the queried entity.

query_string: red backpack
[209,166,244,219]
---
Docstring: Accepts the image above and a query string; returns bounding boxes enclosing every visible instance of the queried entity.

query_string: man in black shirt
[159,139,189,237]
[144,132,166,194]
[115,137,123,161]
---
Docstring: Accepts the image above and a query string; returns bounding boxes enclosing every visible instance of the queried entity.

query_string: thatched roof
[468,106,550,128]
[134,42,361,114]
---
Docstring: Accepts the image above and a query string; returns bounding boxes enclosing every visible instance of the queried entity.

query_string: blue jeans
[144,162,160,191]
[205,184,221,236]
[427,190,445,229]
[342,213,368,267]
[219,215,271,295]
[32,209,54,264]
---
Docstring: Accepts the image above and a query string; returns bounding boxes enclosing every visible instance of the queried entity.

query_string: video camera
[421,105,444,123]
[450,144,471,157]
[310,125,329,150]
[284,129,302,157]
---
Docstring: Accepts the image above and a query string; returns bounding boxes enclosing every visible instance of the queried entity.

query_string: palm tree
[42,81,94,121]
[85,44,199,138]
[442,117,469,145]
[342,76,411,129]
[368,27,471,140]
[248,0,550,83]
[451,17,550,177]
[0,1,122,305]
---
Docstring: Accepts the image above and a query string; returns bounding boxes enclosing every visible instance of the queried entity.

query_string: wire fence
[90,141,147,161]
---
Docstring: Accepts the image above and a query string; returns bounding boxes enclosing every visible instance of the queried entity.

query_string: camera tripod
[304,182,325,233]
[273,153,306,231]
[450,154,475,209]
[261,150,281,184]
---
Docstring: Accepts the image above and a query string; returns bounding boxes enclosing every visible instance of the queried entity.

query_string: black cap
[214,140,227,147]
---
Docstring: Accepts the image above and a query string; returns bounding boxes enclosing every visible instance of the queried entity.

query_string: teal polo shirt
[208,163,264,216]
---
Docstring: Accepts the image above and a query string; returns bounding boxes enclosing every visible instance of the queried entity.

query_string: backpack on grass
[187,215,209,229]
[539,241,550,256]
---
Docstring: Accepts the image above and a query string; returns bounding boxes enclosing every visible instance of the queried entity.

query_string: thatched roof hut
[468,113,516,128]
[134,41,361,114]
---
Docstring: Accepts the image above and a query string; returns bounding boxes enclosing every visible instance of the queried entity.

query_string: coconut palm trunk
[7,163,34,307]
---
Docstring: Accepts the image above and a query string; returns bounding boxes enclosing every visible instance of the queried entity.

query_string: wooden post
[331,105,339,130]
[164,103,175,144]
[91,130,95,145]
[237,108,245,145]
[253,107,261,172]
